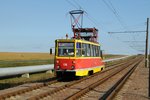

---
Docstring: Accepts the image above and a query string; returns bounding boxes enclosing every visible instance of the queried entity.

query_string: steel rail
[65,57,142,100]
[0,77,58,100]
[0,56,134,100]
[99,58,143,100]
[28,56,139,100]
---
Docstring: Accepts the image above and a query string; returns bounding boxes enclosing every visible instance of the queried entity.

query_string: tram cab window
[58,42,74,56]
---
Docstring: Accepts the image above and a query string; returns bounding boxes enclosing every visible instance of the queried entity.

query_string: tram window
[90,44,93,57]
[76,42,81,48]
[98,46,100,56]
[86,44,91,56]
[93,45,96,57]
[76,42,81,56]
[96,46,99,57]
[58,42,74,56]
[98,46,101,57]
[82,43,87,56]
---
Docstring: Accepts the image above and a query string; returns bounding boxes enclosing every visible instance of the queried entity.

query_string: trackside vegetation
[0,52,54,68]
[0,52,124,68]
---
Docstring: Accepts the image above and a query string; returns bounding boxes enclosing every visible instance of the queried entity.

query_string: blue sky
[0,0,149,54]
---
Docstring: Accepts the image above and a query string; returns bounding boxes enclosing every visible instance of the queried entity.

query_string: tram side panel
[54,57,105,77]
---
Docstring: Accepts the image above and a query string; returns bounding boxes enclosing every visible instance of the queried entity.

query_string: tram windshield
[58,42,74,57]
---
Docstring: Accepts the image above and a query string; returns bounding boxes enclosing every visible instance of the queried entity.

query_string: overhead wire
[100,0,145,53]
[72,0,82,10]
[65,0,79,9]
[65,0,145,54]
[99,0,138,52]
[71,0,107,32]
[72,0,100,27]
[99,0,127,30]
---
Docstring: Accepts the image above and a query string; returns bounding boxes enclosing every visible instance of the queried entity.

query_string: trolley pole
[145,18,149,68]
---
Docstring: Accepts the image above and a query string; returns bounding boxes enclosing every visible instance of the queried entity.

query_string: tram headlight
[71,66,75,70]
[56,60,59,64]
[72,61,76,64]
[56,65,60,70]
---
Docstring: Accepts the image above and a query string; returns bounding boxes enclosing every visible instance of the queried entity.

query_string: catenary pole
[146,18,150,97]
[145,18,149,68]
[149,48,150,97]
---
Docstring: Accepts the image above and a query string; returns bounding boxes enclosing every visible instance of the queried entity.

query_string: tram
[54,10,105,77]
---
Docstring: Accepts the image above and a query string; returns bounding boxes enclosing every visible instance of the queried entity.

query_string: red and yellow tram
[54,10,105,77]
[54,38,105,77]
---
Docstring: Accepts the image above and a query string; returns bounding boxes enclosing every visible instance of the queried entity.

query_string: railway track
[78,57,143,100]
[99,58,143,100]
[0,77,58,99]
[58,57,142,100]
[105,56,136,67]
[0,56,142,100]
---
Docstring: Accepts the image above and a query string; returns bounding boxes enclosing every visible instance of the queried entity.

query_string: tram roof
[73,28,98,32]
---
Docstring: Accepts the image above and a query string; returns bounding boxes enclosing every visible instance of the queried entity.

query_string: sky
[0,0,149,55]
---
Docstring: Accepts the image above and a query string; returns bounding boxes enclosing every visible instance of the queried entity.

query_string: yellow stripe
[75,40,100,46]
[56,39,100,46]
[75,65,105,76]
[93,65,105,73]
[76,69,89,76]
[56,56,102,59]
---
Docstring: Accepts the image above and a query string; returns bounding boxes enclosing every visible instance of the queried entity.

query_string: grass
[0,52,54,68]
[103,54,125,59]
[0,52,124,68]
[0,52,55,89]
[0,72,55,90]
[0,52,54,61]
[0,59,54,68]
[0,52,127,90]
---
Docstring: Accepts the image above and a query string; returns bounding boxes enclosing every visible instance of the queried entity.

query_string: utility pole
[146,18,150,97]
[149,48,150,97]
[108,18,150,97]
[145,18,149,68]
